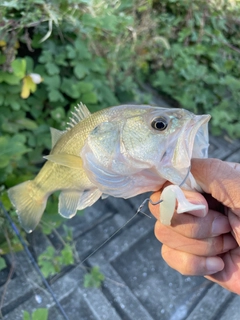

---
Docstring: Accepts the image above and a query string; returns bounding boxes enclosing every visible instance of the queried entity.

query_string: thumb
[191,158,240,216]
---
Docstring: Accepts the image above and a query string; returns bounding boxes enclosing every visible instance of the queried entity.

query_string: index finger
[191,158,240,215]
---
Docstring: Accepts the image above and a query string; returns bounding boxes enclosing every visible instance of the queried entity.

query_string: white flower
[29,73,42,84]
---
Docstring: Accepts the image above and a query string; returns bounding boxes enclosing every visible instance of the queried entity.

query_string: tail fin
[8,180,47,233]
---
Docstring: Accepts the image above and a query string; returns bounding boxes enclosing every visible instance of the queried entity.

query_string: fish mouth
[189,114,211,159]
[171,113,211,170]
[155,111,211,188]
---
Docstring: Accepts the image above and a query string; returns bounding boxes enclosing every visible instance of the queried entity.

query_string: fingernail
[206,257,224,273]
[212,217,231,236]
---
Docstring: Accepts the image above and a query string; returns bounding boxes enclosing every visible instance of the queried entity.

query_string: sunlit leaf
[32,308,48,320]
[23,311,31,320]
[21,75,37,99]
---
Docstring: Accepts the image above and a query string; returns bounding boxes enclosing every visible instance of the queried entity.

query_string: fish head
[121,106,210,186]
[81,105,211,197]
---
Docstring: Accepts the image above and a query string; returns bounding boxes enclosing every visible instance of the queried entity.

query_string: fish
[8,103,211,233]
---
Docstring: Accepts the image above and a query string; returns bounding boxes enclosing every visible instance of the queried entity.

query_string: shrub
[148,0,240,137]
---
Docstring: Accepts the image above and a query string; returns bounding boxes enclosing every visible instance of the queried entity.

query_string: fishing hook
[136,166,191,215]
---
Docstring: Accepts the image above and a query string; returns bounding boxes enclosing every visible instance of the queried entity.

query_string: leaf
[60,245,74,265]
[0,135,29,168]
[23,311,31,320]
[21,75,36,99]
[32,308,48,320]
[74,63,88,79]
[46,62,60,75]
[0,257,6,270]
[39,51,52,63]
[16,118,38,130]
[61,78,81,99]
[4,94,21,110]
[0,40,6,46]
[26,56,34,73]
[74,39,91,59]
[11,59,26,79]
[50,107,65,122]
[0,53,6,65]
[48,89,65,102]
[0,238,23,254]
[84,266,105,288]
[0,72,20,85]
[78,81,93,94]
[66,45,76,59]
[43,75,61,89]
[38,259,56,277]
[82,92,97,104]
[97,85,118,105]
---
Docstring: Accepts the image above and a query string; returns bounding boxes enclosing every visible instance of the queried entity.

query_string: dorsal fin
[66,102,91,131]
[50,127,65,148]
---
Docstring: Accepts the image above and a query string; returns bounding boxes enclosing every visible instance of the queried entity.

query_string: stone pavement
[1,132,240,320]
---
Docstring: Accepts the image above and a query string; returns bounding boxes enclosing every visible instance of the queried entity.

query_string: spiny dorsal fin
[50,127,65,148]
[66,102,91,131]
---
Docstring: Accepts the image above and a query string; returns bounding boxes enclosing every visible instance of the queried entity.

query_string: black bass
[8,103,210,232]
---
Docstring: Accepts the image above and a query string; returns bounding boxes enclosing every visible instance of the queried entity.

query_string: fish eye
[151,117,168,131]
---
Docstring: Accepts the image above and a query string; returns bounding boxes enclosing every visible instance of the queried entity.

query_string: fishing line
[79,210,141,265]
[0,201,69,320]
[179,166,191,188]
[79,197,163,266]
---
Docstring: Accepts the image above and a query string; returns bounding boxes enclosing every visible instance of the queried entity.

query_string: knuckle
[188,221,205,239]
[161,246,204,276]
[205,236,224,256]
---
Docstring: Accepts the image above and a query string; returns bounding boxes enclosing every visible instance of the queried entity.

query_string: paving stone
[4,264,122,320]
[225,147,240,162]
[89,258,155,320]
[208,135,240,159]
[88,214,211,320]
[216,294,240,320]
[28,228,54,257]
[186,284,234,320]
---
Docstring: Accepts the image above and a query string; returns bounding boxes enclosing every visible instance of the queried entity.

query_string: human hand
[150,158,240,294]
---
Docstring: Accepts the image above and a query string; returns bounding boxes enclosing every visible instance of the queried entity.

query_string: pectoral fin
[44,154,82,168]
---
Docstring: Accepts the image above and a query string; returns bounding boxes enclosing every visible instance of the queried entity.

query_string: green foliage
[38,243,74,278]
[0,0,145,257]
[148,0,240,137]
[84,266,105,288]
[23,308,48,320]
[38,225,75,277]
[0,256,6,270]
